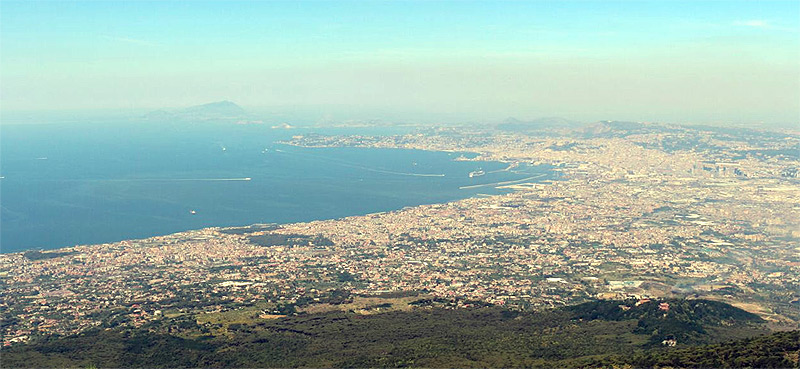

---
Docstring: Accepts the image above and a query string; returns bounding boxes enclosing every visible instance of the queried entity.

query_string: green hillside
[588,330,800,368]
[2,298,785,368]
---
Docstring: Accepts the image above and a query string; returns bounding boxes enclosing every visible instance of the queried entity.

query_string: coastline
[1,135,549,253]
[3,124,799,343]
[2,149,553,255]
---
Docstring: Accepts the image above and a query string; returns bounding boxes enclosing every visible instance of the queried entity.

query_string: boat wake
[273,148,445,177]
[459,174,545,190]
[52,178,253,182]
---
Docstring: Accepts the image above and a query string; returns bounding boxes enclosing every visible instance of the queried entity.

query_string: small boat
[469,170,485,178]
[190,210,197,215]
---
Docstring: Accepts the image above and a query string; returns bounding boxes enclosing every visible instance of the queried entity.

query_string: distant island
[144,100,249,122]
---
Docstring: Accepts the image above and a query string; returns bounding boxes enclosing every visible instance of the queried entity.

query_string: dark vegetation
[589,330,800,369]
[564,299,765,346]
[247,233,334,247]
[217,224,279,235]
[22,250,75,261]
[3,298,788,368]
[0,299,798,368]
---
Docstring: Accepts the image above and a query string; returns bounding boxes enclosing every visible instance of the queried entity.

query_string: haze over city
[2,1,800,367]
[1,0,798,126]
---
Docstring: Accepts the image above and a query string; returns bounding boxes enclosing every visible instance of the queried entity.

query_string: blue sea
[0,122,554,253]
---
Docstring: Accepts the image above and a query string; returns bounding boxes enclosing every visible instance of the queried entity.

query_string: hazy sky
[1,1,798,125]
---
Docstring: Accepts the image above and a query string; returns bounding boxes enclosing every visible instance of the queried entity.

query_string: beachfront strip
[1,122,798,346]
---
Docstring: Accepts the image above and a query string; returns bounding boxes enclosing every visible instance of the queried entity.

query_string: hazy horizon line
[1,105,797,130]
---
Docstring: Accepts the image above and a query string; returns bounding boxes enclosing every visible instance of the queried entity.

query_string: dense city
[2,121,799,347]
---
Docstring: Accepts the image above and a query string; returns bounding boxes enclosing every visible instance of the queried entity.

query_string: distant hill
[496,117,584,132]
[182,100,246,116]
[143,101,248,122]
[495,118,694,138]
[2,298,777,368]
[573,120,686,138]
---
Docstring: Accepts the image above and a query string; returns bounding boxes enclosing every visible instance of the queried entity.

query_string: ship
[469,170,485,178]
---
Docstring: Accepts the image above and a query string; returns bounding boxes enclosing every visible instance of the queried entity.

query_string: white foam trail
[459,174,545,190]
[55,178,252,182]
[274,148,445,177]
[162,177,251,181]
[486,162,516,174]
[358,167,445,177]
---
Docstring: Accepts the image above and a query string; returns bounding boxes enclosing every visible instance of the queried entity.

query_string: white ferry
[469,170,485,178]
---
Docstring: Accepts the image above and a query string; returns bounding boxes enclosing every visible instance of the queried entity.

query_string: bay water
[0,122,554,252]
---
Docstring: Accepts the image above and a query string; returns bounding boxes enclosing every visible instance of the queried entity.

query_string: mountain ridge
[143,100,248,121]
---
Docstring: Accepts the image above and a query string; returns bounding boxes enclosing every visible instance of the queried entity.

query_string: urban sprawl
[2,121,798,346]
